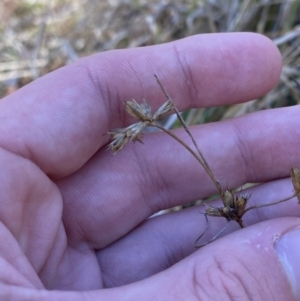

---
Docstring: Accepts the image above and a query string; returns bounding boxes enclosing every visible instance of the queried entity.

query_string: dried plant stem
[195,192,296,248]
[174,109,222,193]
[151,122,208,171]
[154,74,222,194]
[290,75,300,88]
[194,215,231,248]
[241,193,296,217]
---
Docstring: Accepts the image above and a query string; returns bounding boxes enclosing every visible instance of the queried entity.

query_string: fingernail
[275,226,300,300]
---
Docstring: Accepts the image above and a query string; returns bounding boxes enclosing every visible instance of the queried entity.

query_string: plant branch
[194,214,231,248]
[151,122,207,171]
[154,74,222,194]
[241,193,296,217]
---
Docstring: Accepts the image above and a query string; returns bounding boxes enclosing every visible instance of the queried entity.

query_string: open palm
[1,33,299,301]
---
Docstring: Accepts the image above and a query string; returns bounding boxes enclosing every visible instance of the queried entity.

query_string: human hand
[1,32,299,301]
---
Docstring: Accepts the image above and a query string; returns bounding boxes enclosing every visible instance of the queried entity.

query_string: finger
[59,105,300,247]
[0,33,281,177]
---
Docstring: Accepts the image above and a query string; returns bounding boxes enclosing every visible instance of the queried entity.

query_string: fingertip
[184,32,283,105]
[237,32,282,96]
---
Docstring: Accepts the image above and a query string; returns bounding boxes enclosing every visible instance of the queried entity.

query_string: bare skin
[0,33,299,300]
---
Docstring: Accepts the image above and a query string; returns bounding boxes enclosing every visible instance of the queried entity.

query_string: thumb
[2,218,299,301]
[106,217,300,301]
[89,217,300,301]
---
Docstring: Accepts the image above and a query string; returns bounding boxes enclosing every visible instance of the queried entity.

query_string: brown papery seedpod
[291,167,300,203]
[221,190,235,207]
[108,122,148,154]
[236,196,248,217]
[152,100,174,120]
[125,99,152,121]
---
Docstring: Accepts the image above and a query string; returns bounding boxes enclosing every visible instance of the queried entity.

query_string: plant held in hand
[108,75,300,247]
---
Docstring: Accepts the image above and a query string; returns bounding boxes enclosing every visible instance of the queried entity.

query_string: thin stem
[194,213,209,248]
[290,75,300,89]
[194,215,231,248]
[151,122,207,172]
[241,193,296,217]
[154,74,222,194]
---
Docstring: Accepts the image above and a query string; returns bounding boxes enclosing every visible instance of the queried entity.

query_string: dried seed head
[204,204,222,217]
[141,99,152,119]
[221,207,230,215]
[126,122,148,143]
[204,193,249,228]
[236,196,248,217]
[107,128,124,140]
[222,190,234,207]
[107,129,129,154]
[153,100,174,120]
[108,122,148,154]
[291,167,300,203]
[125,99,152,121]
[125,98,173,122]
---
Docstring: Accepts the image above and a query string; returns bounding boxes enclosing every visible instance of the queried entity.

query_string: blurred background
[1,0,300,124]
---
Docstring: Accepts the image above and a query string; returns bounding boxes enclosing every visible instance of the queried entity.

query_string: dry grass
[1,0,300,122]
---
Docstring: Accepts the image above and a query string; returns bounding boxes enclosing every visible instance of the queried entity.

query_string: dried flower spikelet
[125,99,152,122]
[141,99,152,119]
[107,128,124,140]
[126,122,148,143]
[107,128,129,154]
[153,100,174,120]
[221,207,230,216]
[108,122,148,154]
[204,204,222,217]
[221,190,234,207]
[291,167,300,203]
[236,196,248,216]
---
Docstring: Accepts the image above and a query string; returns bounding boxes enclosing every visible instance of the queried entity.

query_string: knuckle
[191,254,273,301]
